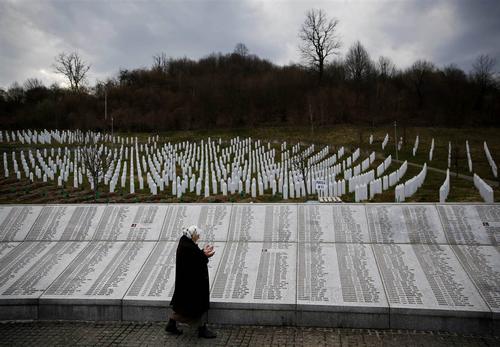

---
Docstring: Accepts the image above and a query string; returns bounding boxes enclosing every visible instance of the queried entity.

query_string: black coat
[170,235,210,318]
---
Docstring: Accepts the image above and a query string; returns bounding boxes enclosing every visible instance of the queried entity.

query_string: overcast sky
[1,0,499,89]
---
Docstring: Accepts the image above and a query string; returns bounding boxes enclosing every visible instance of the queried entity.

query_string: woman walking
[165,225,217,339]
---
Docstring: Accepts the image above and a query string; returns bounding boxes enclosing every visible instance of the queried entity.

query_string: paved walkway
[0,321,498,346]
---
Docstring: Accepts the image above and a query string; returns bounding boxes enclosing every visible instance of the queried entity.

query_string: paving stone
[0,321,498,347]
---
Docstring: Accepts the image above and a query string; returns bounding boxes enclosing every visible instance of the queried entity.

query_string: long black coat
[170,235,210,318]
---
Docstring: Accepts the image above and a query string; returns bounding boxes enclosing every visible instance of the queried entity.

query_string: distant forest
[1,45,499,131]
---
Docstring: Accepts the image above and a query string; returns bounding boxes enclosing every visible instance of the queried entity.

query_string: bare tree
[345,41,373,105]
[23,78,44,90]
[471,54,497,110]
[7,82,24,103]
[79,136,112,200]
[233,43,249,57]
[53,52,90,92]
[152,52,169,73]
[299,8,341,82]
[374,56,397,125]
[472,54,496,86]
[407,60,435,110]
[377,56,396,79]
[345,41,373,82]
[308,99,314,135]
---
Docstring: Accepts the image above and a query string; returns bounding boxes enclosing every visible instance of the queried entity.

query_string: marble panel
[297,243,387,310]
[0,206,42,241]
[451,245,500,315]
[211,241,296,309]
[41,241,155,303]
[227,204,296,242]
[297,204,369,243]
[25,205,105,240]
[366,205,446,244]
[92,205,165,240]
[160,205,231,242]
[0,242,88,299]
[437,205,500,245]
[373,244,489,315]
[0,242,19,259]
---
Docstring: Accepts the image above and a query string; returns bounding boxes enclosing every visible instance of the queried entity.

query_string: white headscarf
[183,225,200,239]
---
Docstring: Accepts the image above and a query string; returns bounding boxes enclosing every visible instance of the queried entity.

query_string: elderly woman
[165,225,216,339]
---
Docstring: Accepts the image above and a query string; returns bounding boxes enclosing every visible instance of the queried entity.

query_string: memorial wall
[0,203,499,331]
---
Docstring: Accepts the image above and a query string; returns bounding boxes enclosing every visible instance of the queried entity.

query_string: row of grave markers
[2,134,379,201]
[1,129,497,203]
[3,129,497,178]
[372,132,497,177]
[370,133,497,202]
[1,136,408,202]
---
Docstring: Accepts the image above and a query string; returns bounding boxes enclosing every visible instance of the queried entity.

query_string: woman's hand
[203,244,215,258]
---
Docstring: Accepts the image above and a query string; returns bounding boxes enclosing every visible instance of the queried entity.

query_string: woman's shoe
[198,324,217,338]
[165,319,183,335]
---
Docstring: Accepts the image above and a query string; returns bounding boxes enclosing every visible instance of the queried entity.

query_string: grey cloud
[434,0,500,68]
[0,0,499,88]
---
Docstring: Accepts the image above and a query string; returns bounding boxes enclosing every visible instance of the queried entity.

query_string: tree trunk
[318,59,324,84]
[309,102,314,137]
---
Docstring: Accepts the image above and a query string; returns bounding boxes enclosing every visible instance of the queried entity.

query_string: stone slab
[25,205,105,241]
[331,204,370,243]
[227,204,297,242]
[123,241,177,307]
[210,241,296,309]
[39,241,155,320]
[92,205,165,240]
[40,241,155,315]
[0,206,42,241]
[209,240,297,326]
[297,243,388,309]
[373,244,490,314]
[451,245,500,317]
[366,204,447,244]
[296,242,388,328]
[0,242,47,319]
[0,242,19,259]
[297,204,369,243]
[0,242,56,291]
[373,243,491,332]
[0,241,88,320]
[160,204,231,242]
[0,203,497,333]
[437,204,500,245]
[0,242,88,299]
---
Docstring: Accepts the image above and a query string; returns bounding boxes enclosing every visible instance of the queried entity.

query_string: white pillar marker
[177,183,182,198]
[251,178,256,198]
[204,182,210,198]
[196,180,201,195]
[222,179,227,196]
